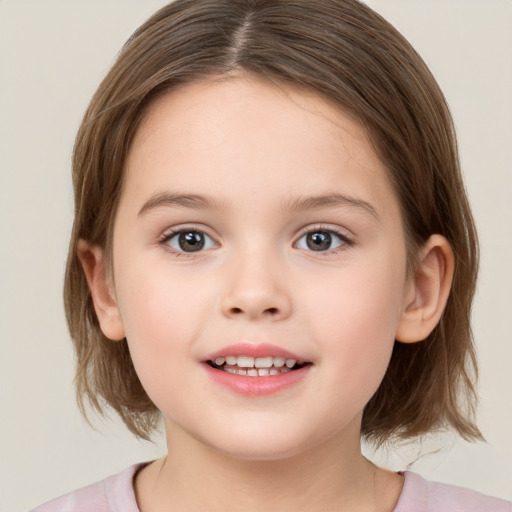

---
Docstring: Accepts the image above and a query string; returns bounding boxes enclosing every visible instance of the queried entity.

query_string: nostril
[228,306,279,316]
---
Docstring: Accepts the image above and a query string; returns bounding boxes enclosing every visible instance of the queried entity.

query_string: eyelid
[294,224,354,252]
[159,219,217,236]
[159,225,219,256]
[156,223,353,256]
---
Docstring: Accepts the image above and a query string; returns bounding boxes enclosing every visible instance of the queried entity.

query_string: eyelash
[159,227,217,257]
[158,225,354,257]
[294,225,354,255]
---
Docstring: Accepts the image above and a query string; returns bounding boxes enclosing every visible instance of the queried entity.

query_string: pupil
[307,232,331,251]
[179,231,205,252]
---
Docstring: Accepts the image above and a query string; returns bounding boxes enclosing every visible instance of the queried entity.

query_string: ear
[395,234,454,343]
[76,239,125,341]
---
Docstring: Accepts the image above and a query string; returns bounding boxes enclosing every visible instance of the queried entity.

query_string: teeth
[213,355,299,369]
[237,356,255,367]
[212,355,302,375]
[273,357,285,368]
[255,356,273,368]
[220,364,293,377]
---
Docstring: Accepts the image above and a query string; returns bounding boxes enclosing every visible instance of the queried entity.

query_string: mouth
[206,355,310,377]
[202,343,312,395]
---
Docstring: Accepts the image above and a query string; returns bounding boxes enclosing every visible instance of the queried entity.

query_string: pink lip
[202,343,311,396]
[202,363,311,396]
[204,342,305,362]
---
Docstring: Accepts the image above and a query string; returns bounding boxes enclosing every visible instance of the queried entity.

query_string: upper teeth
[215,356,297,368]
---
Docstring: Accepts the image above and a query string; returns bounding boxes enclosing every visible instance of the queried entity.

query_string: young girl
[30,0,511,510]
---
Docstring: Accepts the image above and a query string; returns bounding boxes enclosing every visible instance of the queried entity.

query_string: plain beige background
[1,1,511,511]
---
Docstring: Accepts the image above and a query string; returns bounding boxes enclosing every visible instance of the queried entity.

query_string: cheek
[113,263,211,386]
[317,300,396,398]
[303,255,406,398]
[306,253,405,336]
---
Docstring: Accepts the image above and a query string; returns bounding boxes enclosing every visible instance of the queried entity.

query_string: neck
[134,421,402,512]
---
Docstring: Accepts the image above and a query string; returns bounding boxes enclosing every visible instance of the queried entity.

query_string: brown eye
[166,230,216,253]
[296,230,348,252]
[306,232,332,251]
[179,232,205,251]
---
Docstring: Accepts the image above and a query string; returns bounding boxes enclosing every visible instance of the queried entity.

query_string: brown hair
[64,0,481,443]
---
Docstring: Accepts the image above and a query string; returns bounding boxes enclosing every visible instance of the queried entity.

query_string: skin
[79,75,454,511]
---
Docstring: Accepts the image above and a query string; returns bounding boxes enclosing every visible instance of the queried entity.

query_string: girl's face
[109,77,414,459]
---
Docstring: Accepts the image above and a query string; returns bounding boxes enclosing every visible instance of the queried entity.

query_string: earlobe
[395,235,454,343]
[76,240,126,341]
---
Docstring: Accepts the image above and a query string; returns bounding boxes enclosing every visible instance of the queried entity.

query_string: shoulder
[29,464,144,512]
[394,471,512,512]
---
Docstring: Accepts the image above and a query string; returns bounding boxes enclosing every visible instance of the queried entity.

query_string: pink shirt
[31,464,511,512]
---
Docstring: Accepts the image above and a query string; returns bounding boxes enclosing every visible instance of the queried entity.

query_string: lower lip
[202,364,311,396]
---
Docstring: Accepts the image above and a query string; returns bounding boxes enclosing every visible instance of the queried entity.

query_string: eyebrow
[284,193,379,219]
[138,191,379,219]
[138,192,223,216]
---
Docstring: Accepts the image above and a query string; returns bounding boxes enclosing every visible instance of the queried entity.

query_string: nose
[220,250,292,322]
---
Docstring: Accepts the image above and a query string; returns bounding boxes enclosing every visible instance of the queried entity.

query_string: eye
[164,229,217,253]
[295,229,349,252]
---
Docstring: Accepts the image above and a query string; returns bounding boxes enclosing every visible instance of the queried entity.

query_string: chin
[212,440,310,462]
[195,422,329,463]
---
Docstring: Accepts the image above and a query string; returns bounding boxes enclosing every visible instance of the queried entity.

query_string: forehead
[123,76,398,217]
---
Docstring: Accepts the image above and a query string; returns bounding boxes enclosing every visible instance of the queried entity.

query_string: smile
[208,355,306,376]
[203,343,312,395]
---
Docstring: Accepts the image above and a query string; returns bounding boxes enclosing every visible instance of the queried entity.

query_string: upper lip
[204,343,307,363]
